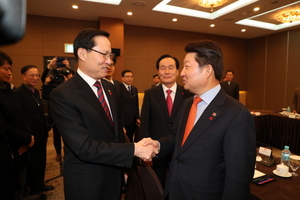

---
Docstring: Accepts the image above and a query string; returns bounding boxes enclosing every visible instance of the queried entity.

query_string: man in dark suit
[220,70,239,100]
[120,69,140,142]
[49,28,157,200]
[145,40,256,199]
[14,65,51,199]
[0,51,35,200]
[139,54,192,186]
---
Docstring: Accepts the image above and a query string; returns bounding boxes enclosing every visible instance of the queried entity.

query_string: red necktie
[94,81,114,126]
[166,89,173,116]
[181,97,202,146]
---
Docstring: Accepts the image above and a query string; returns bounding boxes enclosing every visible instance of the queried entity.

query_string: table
[250,158,300,200]
[253,111,300,155]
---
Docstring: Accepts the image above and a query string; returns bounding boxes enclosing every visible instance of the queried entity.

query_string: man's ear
[77,48,86,62]
[204,64,213,79]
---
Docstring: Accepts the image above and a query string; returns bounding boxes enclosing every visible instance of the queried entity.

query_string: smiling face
[77,36,112,80]
[22,67,40,88]
[0,61,13,82]
[158,57,178,88]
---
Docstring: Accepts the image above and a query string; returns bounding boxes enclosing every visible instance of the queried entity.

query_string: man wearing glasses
[14,65,51,199]
[49,28,158,200]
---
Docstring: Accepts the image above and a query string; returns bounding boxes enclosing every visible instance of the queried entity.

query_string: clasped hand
[134,138,160,162]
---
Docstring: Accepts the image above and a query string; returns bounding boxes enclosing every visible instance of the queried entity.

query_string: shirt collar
[77,68,103,87]
[198,84,221,104]
[162,83,177,93]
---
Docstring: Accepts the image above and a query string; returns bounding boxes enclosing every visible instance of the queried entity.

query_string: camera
[49,66,71,87]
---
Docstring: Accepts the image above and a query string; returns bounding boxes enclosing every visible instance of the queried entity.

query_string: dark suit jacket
[49,73,135,200]
[0,82,32,170]
[120,83,139,126]
[159,89,256,200]
[14,84,48,142]
[139,84,192,140]
[220,81,239,100]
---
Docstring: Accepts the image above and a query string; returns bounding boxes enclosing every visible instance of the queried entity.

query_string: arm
[222,109,256,199]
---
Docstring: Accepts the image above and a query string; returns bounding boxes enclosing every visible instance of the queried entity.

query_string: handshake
[134,138,160,161]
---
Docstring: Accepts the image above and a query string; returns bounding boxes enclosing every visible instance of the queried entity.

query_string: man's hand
[134,138,159,161]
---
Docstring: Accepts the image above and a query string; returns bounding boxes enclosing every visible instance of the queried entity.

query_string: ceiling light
[210,24,215,27]
[127,12,133,16]
[72,5,78,9]
[198,0,227,12]
[172,18,177,22]
[253,7,259,11]
[276,10,300,23]
[241,29,246,32]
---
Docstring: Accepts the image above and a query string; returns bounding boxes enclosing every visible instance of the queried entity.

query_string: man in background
[49,28,157,200]
[140,54,192,186]
[121,69,140,142]
[145,40,256,199]
[0,51,35,200]
[151,74,160,87]
[14,65,52,199]
[220,70,239,100]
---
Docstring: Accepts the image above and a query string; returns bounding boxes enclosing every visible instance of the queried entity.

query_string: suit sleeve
[222,108,256,199]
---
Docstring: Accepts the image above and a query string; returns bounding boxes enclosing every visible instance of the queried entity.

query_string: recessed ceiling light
[172,18,177,22]
[127,12,133,16]
[241,29,246,32]
[210,24,215,27]
[253,7,260,11]
[72,5,78,9]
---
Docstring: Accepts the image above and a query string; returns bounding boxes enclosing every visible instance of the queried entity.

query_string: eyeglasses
[124,76,133,78]
[25,74,40,78]
[89,49,115,60]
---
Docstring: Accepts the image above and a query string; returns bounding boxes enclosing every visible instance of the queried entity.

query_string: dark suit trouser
[26,136,47,194]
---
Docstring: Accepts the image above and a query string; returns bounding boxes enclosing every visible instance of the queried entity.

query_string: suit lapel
[172,85,184,117]
[155,85,169,117]
[74,74,115,130]
[179,90,225,153]
[102,80,119,132]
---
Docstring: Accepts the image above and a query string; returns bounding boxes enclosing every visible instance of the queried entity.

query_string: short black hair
[73,28,110,60]
[156,54,180,70]
[225,70,234,74]
[21,65,38,74]
[185,40,223,81]
[121,69,133,77]
[0,51,13,66]
[153,74,159,78]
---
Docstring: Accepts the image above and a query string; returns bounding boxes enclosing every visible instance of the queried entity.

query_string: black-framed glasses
[89,49,115,60]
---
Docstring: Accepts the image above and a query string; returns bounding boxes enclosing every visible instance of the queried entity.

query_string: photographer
[41,57,74,162]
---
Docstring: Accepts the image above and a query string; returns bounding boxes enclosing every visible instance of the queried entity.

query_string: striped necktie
[94,81,114,126]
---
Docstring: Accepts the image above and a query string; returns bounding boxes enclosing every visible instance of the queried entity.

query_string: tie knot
[166,89,172,95]
[193,96,202,105]
[94,81,101,89]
